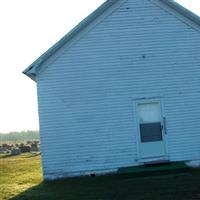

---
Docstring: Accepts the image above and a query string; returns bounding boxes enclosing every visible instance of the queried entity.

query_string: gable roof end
[23,0,200,81]
[23,0,120,81]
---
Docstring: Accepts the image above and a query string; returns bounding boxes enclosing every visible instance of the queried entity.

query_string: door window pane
[140,122,162,143]
[138,103,161,123]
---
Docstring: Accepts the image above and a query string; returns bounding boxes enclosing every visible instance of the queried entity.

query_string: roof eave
[161,0,200,26]
[23,0,119,79]
[23,68,36,81]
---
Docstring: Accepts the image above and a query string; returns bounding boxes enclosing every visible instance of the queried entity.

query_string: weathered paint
[34,0,200,179]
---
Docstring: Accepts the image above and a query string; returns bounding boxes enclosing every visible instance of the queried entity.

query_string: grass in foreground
[1,154,200,200]
[0,153,42,200]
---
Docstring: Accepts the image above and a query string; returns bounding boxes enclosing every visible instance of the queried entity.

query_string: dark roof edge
[23,0,200,81]
[161,0,200,27]
[23,0,119,80]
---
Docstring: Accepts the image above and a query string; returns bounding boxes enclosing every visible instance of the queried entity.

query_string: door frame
[134,99,169,161]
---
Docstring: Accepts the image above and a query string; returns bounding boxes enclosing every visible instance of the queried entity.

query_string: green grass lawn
[0,154,42,200]
[1,154,200,200]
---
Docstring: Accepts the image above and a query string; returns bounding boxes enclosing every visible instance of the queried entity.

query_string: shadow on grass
[0,154,13,159]
[24,153,41,158]
[0,153,40,159]
[9,171,200,200]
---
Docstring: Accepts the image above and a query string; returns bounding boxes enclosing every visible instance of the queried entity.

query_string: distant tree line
[0,131,39,142]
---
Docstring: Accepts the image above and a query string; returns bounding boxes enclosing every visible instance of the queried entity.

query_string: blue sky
[0,0,199,133]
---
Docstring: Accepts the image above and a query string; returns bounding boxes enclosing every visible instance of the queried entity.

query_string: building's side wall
[37,0,200,179]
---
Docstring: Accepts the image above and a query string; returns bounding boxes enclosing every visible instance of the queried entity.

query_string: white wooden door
[137,102,166,160]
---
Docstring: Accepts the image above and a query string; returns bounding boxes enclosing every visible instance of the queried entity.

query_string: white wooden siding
[37,0,200,179]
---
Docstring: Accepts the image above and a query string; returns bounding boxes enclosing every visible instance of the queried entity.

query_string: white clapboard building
[24,0,200,180]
